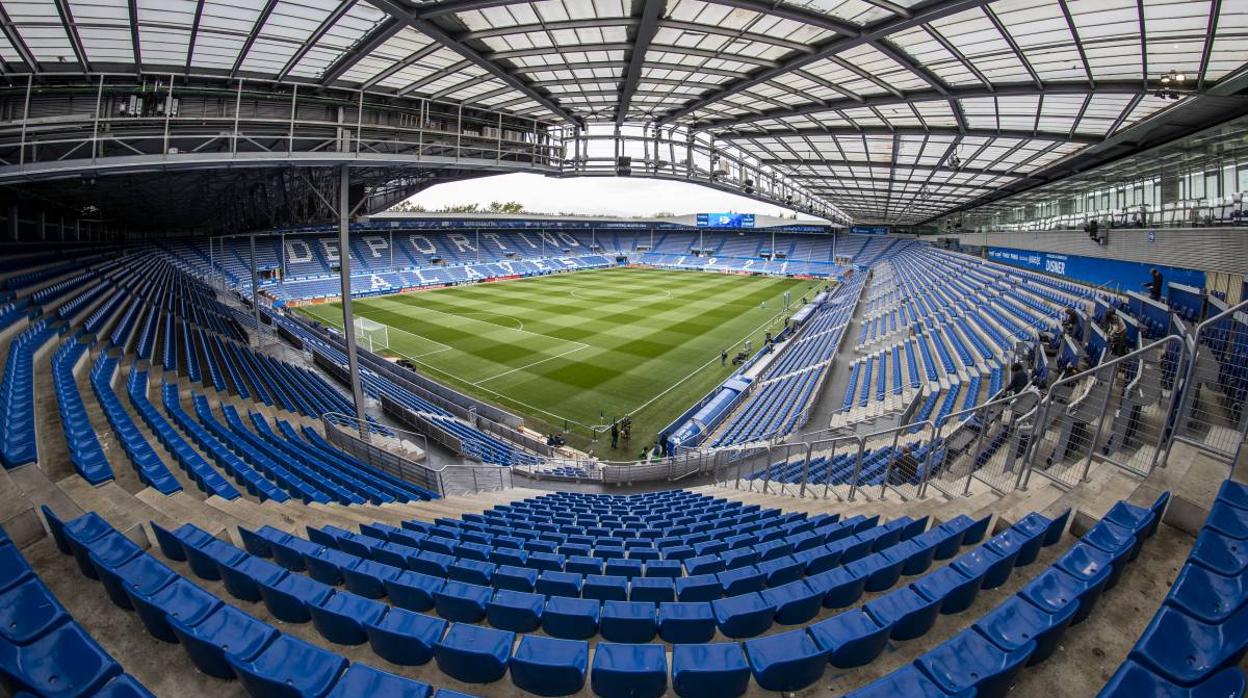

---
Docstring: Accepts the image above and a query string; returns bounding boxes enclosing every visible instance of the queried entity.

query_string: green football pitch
[299,267,817,456]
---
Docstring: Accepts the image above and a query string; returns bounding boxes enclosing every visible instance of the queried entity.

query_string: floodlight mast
[337,165,368,435]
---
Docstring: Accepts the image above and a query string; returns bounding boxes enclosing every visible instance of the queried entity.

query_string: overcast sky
[404,173,825,220]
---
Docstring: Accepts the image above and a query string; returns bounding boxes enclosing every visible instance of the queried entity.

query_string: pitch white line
[567,286,673,303]
[473,343,591,386]
[459,311,525,331]
[388,301,570,344]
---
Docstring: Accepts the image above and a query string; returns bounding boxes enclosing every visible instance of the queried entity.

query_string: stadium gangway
[1172,297,1248,467]
[704,332,1200,503]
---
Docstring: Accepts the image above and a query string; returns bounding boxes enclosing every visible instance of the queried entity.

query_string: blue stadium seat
[0,621,122,697]
[167,605,278,679]
[486,589,545,633]
[671,642,750,698]
[1131,604,1248,686]
[309,591,387,645]
[974,595,1077,666]
[324,664,431,698]
[759,579,822,625]
[364,607,446,666]
[433,624,514,684]
[1019,566,1111,625]
[917,629,1033,698]
[911,564,983,614]
[629,577,674,603]
[744,629,827,692]
[225,633,348,698]
[712,592,775,638]
[256,572,333,624]
[385,571,445,611]
[600,601,656,643]
[583,574,628,602]
[217,555,286,604]
[0,577,68,645]
[127,577,221,643]
[433,581,492,623]
[542,596,601,640]
[658,601,716,644]
[590,642,667,698]
[509,635,588,697]
[808,608,892,669]
[675,574,722,602]
[1099,660,1247,697]
[864,586,941,641]
[93,553,176,611]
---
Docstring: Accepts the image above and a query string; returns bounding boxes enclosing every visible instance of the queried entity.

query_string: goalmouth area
[298,266,818,456]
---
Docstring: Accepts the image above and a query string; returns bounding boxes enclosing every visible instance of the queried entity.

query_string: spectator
[1061,308,1080,340]
[1145,267,1164,301]
[1006,362,1030,395]
[1101,308,1128,356]
[891,443,921,485]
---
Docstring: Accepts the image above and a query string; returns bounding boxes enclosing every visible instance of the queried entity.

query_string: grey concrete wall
[955,227,1248,277]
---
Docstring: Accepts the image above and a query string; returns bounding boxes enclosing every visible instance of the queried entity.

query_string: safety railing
[1173,298,1248,465]
[320,412,436,492]
[1022,333,1189,489]
[926,389,1041,498]
[433,464,514,497]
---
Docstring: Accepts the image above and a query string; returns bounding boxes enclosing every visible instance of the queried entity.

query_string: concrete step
[56,477,176,532]
[0,465,43,547]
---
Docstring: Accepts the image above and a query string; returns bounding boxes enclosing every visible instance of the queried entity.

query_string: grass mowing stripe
[301,267,818,455]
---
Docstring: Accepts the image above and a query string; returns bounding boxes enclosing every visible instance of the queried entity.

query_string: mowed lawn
[300,267,816,455]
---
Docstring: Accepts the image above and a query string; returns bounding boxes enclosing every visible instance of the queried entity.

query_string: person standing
[610,421,619,449]
[721,349,728,366]
[1146,268,1164,301]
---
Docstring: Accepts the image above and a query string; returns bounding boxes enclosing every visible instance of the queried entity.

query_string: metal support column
[338,165,368,432]
[249,234,261,337]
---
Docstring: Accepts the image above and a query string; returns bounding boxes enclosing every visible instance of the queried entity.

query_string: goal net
[353,317,390,352]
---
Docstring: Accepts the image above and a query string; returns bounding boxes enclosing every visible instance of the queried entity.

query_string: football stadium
[0,0,1247,697]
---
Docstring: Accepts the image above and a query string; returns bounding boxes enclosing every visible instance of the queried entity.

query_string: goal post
[353,317,390,353]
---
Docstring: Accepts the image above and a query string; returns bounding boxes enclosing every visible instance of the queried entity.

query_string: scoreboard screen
[696,213,755,228]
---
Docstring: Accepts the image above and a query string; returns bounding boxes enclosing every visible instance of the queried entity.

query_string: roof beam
[804,175,992,192]
[361,43,440,89]
[623,0,673,126]
[1197,0,1222,91]
[695,81,1146,128]
[185,0,206,74]
[230,0,280,79]
[719,125,1098,143]
[778,159,1020,178]
[1055,0,1093,87]
[369,0,581,124]
[657,0,999,124]
[320,17,404,85]
[924,25,991,90]
[127,0,142,71]
[278,0,359,80]
[460,17,814,54]
[0,4,38,70]
[51,0,90,70]
[983,5,1041,89]
[415,0,858,36]
[397,59,472,95]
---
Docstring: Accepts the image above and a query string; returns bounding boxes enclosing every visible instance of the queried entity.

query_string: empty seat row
[1101,485,1247,695]
[0,521,153,697]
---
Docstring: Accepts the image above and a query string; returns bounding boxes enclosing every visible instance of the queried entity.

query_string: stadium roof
[0,0,1246,225]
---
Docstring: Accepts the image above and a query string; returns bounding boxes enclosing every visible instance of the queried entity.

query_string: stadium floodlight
[354,317,390,353]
